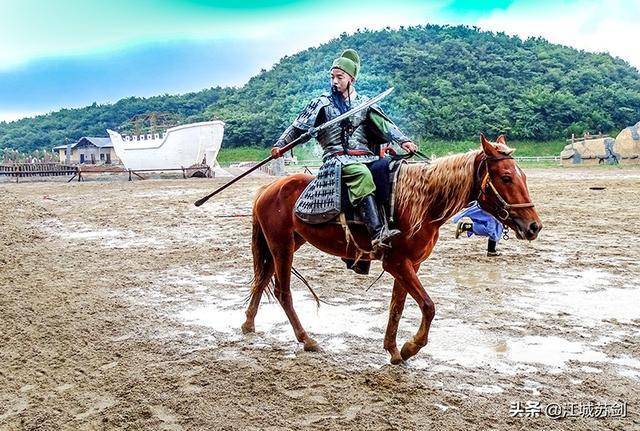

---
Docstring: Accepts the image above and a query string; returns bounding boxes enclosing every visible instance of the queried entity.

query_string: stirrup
[372,227,401,249]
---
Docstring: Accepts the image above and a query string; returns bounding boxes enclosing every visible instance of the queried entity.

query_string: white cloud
[0,111,42,122]
[474,0,640,70]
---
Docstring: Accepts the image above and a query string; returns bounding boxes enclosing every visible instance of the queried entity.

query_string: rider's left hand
[401,141,418,153]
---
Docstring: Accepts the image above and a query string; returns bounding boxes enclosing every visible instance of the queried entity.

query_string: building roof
[83,137,112,148]
[53,136,112,150]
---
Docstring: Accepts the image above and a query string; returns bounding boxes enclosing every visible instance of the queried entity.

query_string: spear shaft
[194,87,394,207]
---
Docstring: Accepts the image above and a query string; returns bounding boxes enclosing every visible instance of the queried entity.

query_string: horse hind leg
[242,215,276,334]
[242,274,271,334]
[272,238,318,352]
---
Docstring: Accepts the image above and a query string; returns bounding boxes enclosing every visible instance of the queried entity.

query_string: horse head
[477,134,542,240]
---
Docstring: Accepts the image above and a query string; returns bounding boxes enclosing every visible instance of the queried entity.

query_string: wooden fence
[67,165,212,182]
[0,162,214,183]
[566,132,609,143]
[0,163,78,182]
[514,156,561,163]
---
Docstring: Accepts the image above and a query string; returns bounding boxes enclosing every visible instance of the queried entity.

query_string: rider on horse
[271,49,417,252]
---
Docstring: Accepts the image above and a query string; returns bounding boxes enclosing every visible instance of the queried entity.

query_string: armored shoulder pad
[292,95,331,130]
[369,102,393,123]
[368,101,411,144]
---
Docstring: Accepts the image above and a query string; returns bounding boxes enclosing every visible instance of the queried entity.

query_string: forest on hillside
[1,24,639,155]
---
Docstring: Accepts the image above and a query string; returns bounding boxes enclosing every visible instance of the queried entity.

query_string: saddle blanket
[294,157,398,224]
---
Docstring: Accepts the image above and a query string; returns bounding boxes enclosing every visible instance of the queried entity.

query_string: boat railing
[123,132,167,142]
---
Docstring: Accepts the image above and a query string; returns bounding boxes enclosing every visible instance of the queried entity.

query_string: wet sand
[1,167,639,430]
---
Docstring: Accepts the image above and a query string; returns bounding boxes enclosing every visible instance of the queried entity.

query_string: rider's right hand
[271,147,283,158]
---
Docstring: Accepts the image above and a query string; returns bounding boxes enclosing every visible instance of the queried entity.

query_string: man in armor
[271,49,417,252]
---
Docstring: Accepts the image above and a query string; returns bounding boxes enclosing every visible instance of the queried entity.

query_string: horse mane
[395,149,480,235]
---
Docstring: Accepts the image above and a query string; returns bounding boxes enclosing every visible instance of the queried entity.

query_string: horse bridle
[477,155,535,222]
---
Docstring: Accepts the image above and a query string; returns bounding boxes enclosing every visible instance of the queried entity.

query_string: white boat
[107,120,225,171]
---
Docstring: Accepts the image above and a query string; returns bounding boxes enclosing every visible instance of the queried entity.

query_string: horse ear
[496,134,506,145]
[480,133,489,146]
[480,133,499,158]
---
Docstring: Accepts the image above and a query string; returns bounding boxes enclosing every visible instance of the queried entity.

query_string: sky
[0,0,638,122]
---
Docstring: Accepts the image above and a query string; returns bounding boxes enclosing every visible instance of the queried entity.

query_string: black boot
[357,195,401,251]
[487,239,501,257]
[341,258,371,275]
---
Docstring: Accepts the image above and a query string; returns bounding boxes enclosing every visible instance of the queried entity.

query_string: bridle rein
[477,155,535,222]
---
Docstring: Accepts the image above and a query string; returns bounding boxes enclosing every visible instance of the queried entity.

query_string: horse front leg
[384,260,435,361]
[384,280,407,364]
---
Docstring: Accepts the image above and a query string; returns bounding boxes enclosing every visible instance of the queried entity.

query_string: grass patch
[217,139,566,164]
[516,160,562,168]
[217,146,269,166]
[418,139,566,158]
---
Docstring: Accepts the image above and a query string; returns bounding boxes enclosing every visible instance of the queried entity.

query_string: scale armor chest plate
[316,95,377,164]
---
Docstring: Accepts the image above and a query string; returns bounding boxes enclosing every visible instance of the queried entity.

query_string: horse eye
[501,176,512,183]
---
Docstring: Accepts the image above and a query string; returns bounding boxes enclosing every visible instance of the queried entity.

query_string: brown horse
[242,134,542,364]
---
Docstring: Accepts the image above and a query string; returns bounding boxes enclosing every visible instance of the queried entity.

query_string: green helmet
[331,49,360,79]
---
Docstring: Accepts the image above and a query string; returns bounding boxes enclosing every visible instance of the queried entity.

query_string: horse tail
[251,210,322,308]
[248,187,275,303]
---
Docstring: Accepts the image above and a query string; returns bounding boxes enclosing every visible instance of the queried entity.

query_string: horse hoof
[400,341,420,361]
[390,354,404,365]
[386,346,403,364]
[241,321,255,334]
[303,338,319,352]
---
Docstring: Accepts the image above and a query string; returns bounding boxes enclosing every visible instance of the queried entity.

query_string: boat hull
[107,121,224,170]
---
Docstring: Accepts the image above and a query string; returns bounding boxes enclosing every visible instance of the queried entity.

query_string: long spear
[194,87,394,207]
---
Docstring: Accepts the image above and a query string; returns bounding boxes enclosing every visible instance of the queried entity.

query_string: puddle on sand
[40,219,168,248]
[163,264,640,383]
[457,383,504,394]
[132,188,203,199]
[179,288,386,341]
[522,379,542,396]
[164,267,247,291]
[39,214,240,248]
[174,278,639,381]
[509,268,640,325]
[507,336,608,369]
[407,321,614,375]
[409,318,536,374]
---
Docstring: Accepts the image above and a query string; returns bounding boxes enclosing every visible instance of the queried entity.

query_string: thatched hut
[560,136,618,166]
[613,121,640,164]
[561,122,640,166]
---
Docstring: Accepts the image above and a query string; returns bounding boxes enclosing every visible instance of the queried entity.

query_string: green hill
[2,24,639,155]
